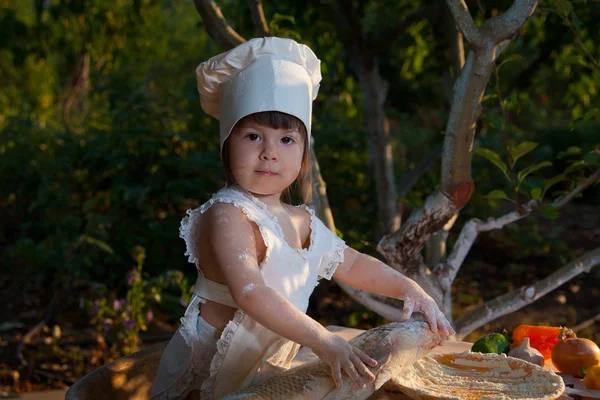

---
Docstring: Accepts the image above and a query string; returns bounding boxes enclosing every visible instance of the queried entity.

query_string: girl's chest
[253,208,312,258]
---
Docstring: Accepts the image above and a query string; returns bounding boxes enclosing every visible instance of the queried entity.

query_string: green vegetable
[472,332,511,354]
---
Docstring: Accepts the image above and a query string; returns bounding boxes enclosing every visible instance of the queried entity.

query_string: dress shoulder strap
[179,186,278,267]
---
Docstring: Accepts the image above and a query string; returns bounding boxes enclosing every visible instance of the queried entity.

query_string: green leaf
[531,187,543,200]
[544,173,568,192]
[565,160,586,174]
[583,152,600,164]
[510,141,538,167]
[79,235,114,254]
[540,204,559,219]
[582,109,600,122]
[474,147,510,181]
[570,11,582,33]
[481,114,504,130]
[517,161,552,183]
[554,0,573,18]
[505,91,520,113]
[484,189,512,201]
[557,146,582,159]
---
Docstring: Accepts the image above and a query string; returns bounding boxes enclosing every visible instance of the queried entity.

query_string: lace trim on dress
[151,296,213,400]
[200,309,246,399]
[296,204,317,256]
[179,208,203,266]
[232,187,287,239]
[180,194,273,272]
[232,186,317,256]
[178,296,202,348]
[320,238,347,281]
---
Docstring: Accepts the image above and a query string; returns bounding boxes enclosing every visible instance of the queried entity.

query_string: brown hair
[221,111,313,204]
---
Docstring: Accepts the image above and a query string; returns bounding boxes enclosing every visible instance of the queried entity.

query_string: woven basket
[65,341,168,400]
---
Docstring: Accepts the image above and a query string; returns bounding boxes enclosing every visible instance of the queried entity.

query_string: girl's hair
[222,111,313,204]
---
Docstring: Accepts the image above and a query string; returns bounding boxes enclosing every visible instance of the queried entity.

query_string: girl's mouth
[256,171,278,176]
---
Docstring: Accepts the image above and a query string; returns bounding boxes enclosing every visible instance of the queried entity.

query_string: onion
[551,328,600,377]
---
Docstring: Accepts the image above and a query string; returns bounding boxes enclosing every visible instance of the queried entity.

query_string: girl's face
[227,119,305,197]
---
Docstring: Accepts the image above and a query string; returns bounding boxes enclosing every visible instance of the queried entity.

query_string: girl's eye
[281,137,295,145]
[246,133,261,141]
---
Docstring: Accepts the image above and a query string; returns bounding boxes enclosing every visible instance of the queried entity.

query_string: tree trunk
[62,52,90,123]
[349,0,540,324]
[308,140,336,231]
[360,61,400,237]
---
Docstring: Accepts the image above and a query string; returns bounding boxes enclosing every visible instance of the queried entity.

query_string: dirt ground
[1,203,598,396]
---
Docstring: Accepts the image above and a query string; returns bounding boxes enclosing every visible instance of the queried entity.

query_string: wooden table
[293,326,600,400]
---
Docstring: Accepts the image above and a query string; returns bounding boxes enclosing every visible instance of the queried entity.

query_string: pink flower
[126,269,141,286]
[146,310,154,322]
[113,299,123,311]
[167,270,184,285]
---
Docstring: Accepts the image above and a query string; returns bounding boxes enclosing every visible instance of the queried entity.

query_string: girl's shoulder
[198,186,266,221]
[201,200,253,229]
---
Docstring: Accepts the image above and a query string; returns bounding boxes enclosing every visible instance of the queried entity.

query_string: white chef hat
[195,37,322,153]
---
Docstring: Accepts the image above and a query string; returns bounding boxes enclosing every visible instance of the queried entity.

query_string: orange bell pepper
[511,325,562,359]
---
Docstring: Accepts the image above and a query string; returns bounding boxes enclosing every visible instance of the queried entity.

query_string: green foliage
[0,0,599,332]
[87,246,190,356]
[510,141,538,168]
[474,147,510,182]
[484,190,513,202]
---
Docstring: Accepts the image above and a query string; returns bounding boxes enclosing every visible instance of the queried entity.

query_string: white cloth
[195,37,322,151]
[192,274,237,308]
[150,186,348,399]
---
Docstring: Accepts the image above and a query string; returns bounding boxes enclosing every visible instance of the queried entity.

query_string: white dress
[150,186,348,399]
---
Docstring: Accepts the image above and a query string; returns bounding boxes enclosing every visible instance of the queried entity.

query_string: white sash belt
[193,274,238,308]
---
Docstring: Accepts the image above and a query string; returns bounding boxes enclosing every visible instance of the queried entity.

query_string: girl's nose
[260,144,278,161]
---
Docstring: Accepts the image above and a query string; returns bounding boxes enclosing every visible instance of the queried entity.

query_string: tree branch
[425,214,458,267]
[193,0,246,50]
[335,281,405,321]
[445,0,483,47]
[483,0,540,44]
[247,0,270,37]
[455,247,600,339]
[442,169,600,286]
[445,1,465,77]
[366,5,442,57]
[308,139,337,232]
[337,0,367,63]
[440,0,465,104]
[378,190,456,272]
[572,312,600,334]
[554,169,600,209]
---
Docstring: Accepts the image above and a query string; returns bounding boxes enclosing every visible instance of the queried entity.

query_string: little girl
[150,37,454,400]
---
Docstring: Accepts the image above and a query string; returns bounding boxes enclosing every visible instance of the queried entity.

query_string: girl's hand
[401,282,456,337]
[312,332,378,389]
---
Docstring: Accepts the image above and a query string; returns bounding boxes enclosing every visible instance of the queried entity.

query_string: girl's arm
[205,203,376,389]
[333,248,455,336]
